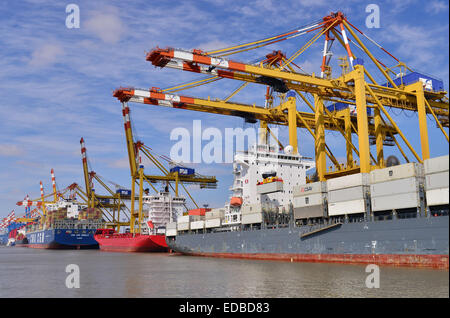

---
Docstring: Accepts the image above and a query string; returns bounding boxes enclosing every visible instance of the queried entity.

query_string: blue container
[327,102,372,116]
[170,166,195,175]
[384,72,444,92]
[116,189,132,196]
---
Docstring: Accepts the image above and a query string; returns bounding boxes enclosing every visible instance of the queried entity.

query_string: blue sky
[0,0,448,219]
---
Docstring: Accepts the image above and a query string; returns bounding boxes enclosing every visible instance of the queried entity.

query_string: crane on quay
[115,102,218,234]
[79,138,131,231]
[114,11,448,182]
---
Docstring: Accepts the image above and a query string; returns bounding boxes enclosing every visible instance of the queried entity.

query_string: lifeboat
[230,197,243,206]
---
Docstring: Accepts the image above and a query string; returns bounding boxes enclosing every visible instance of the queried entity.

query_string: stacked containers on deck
[166,222,177,237]
[293,182,327,220]
[370,162,425,214]
[177,215,203,232]
[241,203,263,225]
[327,173,370,217]
[424,155,449,209]
[205,208,225,228]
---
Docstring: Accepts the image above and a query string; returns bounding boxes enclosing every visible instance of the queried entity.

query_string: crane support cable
[162,76,221,93]
[282,20,338,70]
[224,82,249,102]
[180,183,199,209]
[344,18,400,63]
[206,20,324,56]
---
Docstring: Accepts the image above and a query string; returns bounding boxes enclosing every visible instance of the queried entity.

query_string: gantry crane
[118,101,218,233]
[114,11,448,182]
[80,137,130,230]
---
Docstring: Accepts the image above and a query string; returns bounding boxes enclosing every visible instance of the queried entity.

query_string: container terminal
[1,11,449,269]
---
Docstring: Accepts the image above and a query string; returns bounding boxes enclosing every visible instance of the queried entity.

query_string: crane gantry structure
[114,11,448,182]
[80,138,130,230]
[118,102,218,234]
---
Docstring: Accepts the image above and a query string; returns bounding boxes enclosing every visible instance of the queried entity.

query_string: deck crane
[80,137,130,230]
[118,101,218,233]
[115,11,447,182]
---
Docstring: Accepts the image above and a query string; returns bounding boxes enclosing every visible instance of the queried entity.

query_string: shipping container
[188,208,211,216]
[328,199,367,216]
[177,222,190,231]
[205,218,221,228]
[178,215,203,223]
[205,208,225,220]
[370,162,423,184]
[371,192,421,212]
[293,193,325,208]
[256,181,283,194]
[384,72,444,92]
[328,186,368,203]
[327,173,370,191]
[241,213,263,225]
[293,181,327,197]
[425,171,449,190]
[424,155,449,175]
[294,205,327,219]
[371,177,421,197]
[190,220,205,230]
[166,228,177,237]
[166,222,177,230]
[426,188,449,206]
[170,166,195,175]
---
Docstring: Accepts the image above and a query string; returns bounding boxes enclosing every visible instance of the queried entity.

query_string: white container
[190,220,205,230]
[426,188,449,206]
[294,205,327,219]
[256,181,283,194]
[293,193,325,208]
[425,171,449,190]
[327,173,370,191]
[166,222,177,230]
[370,163,423,184]
[424,155,449,175]
[241,213,263,225]
[241,203,262,215]
[205,208,225,220]
[371,192,421,212]
[166,228,177,237]
[178,215,202,223]
[177,222,190,231]
[205,218,221,228]
[328,186,368,203]
[328,199,367,216]
[293,181,327,197]
[371,177,420,197]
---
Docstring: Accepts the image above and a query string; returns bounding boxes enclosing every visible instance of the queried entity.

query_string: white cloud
[28,43,64,67]
[426,0,449,14]
[0,144,25,157]
[84,7,126,44]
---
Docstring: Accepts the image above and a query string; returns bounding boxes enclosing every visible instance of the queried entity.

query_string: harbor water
[0,247,448,298]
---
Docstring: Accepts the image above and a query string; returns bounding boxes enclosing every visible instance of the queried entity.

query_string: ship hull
[95,233,168,252]
[167,216,449,269]
[26,229,99,249]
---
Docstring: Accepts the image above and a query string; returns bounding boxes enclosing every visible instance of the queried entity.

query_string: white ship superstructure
[142,190,186,234]
[45,198,82,219]
[224,143,315,226]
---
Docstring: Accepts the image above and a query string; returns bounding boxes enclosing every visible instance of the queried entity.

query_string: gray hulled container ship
[166,147,449,269]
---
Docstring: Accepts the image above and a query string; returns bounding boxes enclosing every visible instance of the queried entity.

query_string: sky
[0,0,448,219]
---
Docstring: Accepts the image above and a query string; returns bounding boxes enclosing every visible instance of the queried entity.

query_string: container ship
[95,189,185,252]
[166,144,449,269]
[25,199,102,249]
